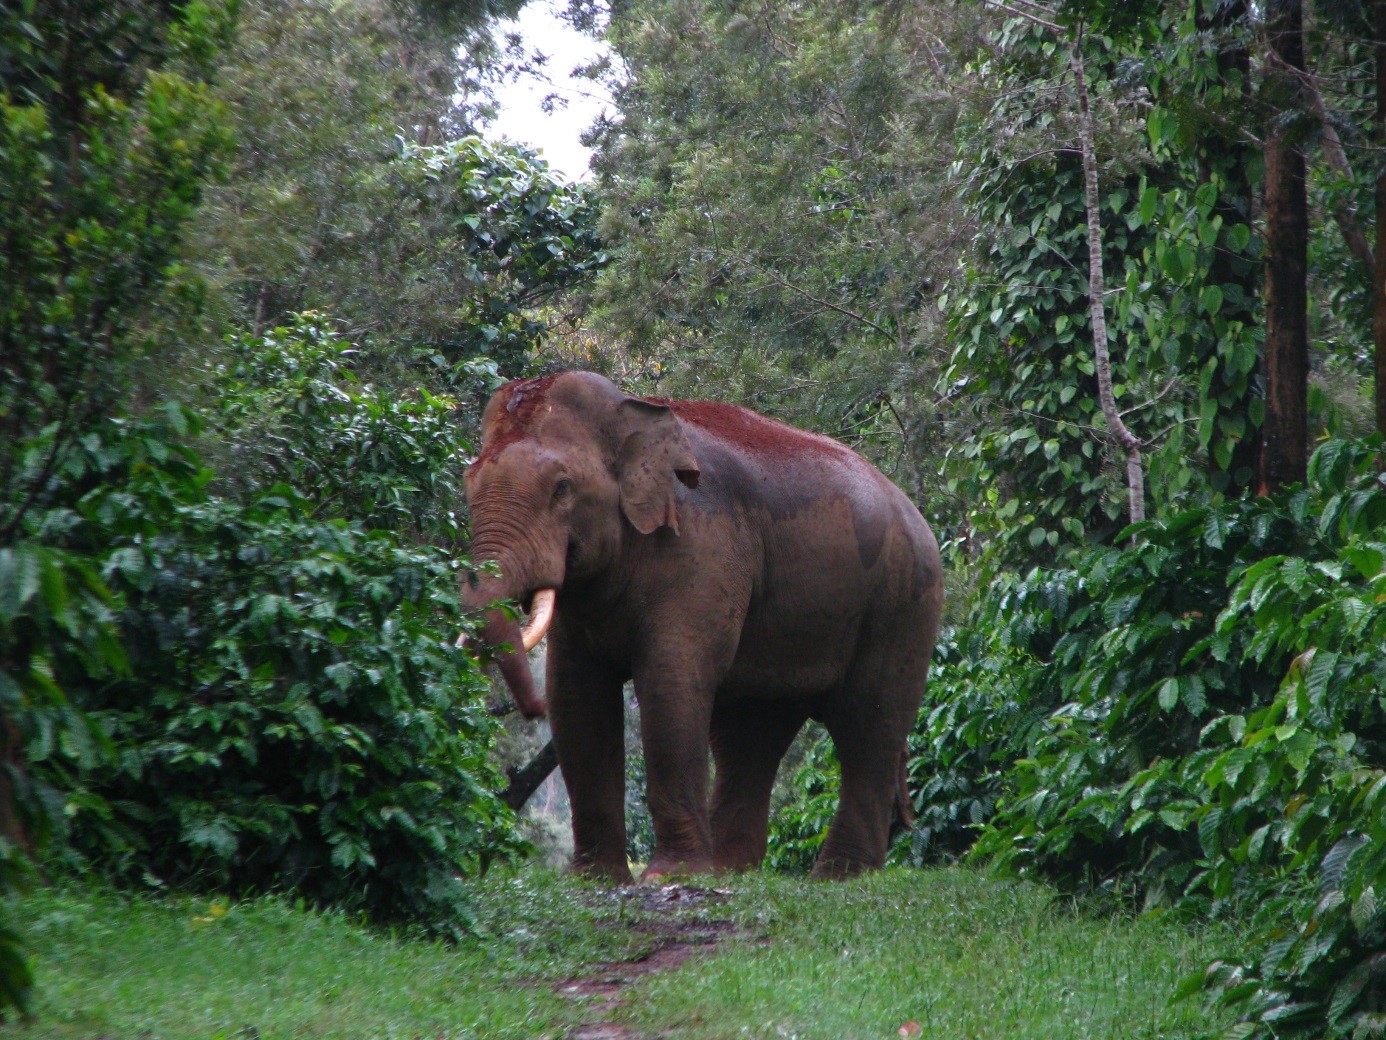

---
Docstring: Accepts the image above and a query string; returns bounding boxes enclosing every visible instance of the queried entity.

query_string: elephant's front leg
[633,651,723,879]
[548,626,632,883]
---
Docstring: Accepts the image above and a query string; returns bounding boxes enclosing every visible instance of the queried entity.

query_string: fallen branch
[500,740,559,812]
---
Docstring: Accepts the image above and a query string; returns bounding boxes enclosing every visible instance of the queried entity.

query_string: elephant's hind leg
[709,699,810,871]
[812,646,930,879]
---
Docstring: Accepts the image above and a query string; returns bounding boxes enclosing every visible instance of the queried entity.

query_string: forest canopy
[3,1,1386,1037]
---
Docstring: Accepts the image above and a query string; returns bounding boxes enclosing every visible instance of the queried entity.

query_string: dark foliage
[19,408,521,938]
[0,0,236,1015]
[897,437,1386,1039]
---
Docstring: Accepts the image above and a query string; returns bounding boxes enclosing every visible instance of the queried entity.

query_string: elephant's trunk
[478,605,548,719]
[459,562,554,720]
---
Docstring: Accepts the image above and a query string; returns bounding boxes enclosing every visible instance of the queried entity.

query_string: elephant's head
[459,372,700,718]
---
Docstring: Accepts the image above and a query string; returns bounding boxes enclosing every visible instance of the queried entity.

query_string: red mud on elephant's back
[473,374,560,467]
[474,374,851,467]
[656,398,852,461]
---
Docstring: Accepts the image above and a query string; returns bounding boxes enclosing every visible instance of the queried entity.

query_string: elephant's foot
[568,855,634,885]
[809,849,881,880]
[710,853,763,874]
[640,854,717,883]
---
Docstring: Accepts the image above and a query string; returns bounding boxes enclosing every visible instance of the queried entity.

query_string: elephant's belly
[716,510,882,698]
[719,607,865,699]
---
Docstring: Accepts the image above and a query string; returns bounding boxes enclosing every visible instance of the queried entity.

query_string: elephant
[459,371,943,882]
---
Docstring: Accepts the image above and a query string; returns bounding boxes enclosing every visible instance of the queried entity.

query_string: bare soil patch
[556,883,738,1040]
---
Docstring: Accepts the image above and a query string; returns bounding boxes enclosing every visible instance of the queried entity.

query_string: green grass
[622,870,1238,1040]
[5,871,647,1040]
[5,868,1238,1040]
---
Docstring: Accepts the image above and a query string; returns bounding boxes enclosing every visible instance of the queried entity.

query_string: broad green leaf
[1157,678,1179,711]
[1139,185,1159,226]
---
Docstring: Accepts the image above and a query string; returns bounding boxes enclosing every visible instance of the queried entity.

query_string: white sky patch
[483,0,613,182]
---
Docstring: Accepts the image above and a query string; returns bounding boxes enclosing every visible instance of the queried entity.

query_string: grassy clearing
[6,868,1236,1040]
[5,871,643,1040]
[621,870,1238,1040]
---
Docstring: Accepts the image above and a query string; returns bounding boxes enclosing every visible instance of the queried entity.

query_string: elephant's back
[664,398,903,509]
[668,400,934,556]
[665,404,940,697]
[659,398,859,466]
[667,400,938,575]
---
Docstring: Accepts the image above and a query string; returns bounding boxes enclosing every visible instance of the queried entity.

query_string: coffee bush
[26,408,521,937]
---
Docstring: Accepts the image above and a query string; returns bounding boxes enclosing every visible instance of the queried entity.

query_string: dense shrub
[897,616,1049,866]
[963,494,1305,897]
[1,2,235,1008]
[18,407,521,937]
[766,739,840,874]
[1182,440,1386,1039]
[395,134,608,376]
[211,313,470,543]
[900,437,1386,1039]
[0,530,124,1017]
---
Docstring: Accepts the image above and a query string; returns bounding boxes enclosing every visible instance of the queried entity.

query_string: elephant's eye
[553,477,573,501]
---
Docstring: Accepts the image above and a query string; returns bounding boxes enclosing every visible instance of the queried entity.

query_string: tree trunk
[1196,0,1261,495]
[1069,38,1146,527]
[1259,0,1309,494]
[0,713,31,857]
[1304,77,1375,275]
[1376,0,1386,435]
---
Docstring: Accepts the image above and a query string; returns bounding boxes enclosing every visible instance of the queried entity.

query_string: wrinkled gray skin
[460,372,943,882]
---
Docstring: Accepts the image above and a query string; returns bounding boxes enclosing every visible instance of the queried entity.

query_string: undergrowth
[773,437,1386,1039]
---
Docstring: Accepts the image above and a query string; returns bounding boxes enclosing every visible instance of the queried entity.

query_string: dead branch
[499,740,559,812]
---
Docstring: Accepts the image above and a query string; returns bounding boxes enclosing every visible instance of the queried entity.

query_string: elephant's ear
[616,398,700,535]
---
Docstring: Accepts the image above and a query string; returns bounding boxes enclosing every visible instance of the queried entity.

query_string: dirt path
[556,883,738,1040]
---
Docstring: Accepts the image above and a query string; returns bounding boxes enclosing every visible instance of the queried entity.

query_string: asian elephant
[459,371,943,882]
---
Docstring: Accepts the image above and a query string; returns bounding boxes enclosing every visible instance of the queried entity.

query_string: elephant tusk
[455,590,555,652]
[521,588,557,651]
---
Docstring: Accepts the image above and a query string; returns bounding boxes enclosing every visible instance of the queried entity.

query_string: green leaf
[1321,835,1365,892]
[1352,886,1378,935]
[1183,675,1207,715]
[1194,181,1218,215]
[1304,650,1339,704]
[1157,678,1179,711]
[1217,1021,1257,1040]
[184,819,239,857]
[1204,511,1229,550]
[1198,806,1224,854]
[0,546,41,623]
[1139,185,1159,226]
[1226,223,1252,252]
[1147,106,1167,146]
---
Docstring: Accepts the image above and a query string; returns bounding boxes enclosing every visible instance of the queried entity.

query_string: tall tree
[1377,0,1386,434]
[947,4,1191,562]
[1191,0,1262,494]
[1259,0,1309,492]
[1068,27,1145,525]
[0,0,235,1015]
[1,0,233,538]
[586,0,976,501]
[185,0,520,347]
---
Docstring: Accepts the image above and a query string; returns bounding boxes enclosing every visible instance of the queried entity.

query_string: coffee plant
[903,437,1386,1039]
[25,407,521,937]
